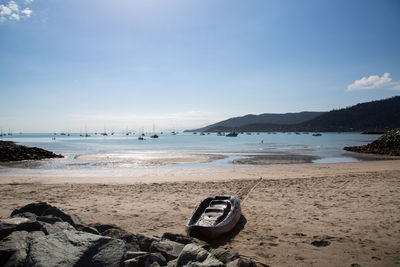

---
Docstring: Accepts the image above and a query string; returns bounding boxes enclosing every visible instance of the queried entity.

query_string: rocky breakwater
[0,141,63,162]
[344,128,400,156]
[0,202,260,267]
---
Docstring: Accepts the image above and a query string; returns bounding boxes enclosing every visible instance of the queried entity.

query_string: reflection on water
[0,132,379,173]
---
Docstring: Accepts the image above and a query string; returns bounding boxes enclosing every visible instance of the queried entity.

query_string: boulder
[90,223,121,234]
[27,230,126,267]
[41,206,78,227]
[136,233,160,251]
[0,230,45,267]
[162,232,205,246]
[210,248,240,263]
[37,215,63,224]
[11,212,38,221]
[11,202,85,228]
[10,202,52,217]
[40,222,75,235]
[0,231,29,267]
[167,259,178,267]
[176,243,224,267]
[150,239,185,261]
[125,251,150,260]
[75,225,100,235]
[124,252,167,267]
[69,214,86,226]
[0,218,42,240]
[103,228,141,251]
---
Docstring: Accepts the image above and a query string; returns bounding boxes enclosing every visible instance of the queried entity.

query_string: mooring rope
[237,177,263,205]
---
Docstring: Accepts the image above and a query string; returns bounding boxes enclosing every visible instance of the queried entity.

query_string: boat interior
[195,196,232,227]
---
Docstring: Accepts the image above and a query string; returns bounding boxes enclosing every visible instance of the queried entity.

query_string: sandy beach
[1,160,399,267]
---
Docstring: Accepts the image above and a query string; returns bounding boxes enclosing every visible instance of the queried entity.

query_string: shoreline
[1,160,399,266]
[1,159,399,184]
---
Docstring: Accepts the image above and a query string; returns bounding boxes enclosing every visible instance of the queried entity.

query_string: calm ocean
[0,132,379,173]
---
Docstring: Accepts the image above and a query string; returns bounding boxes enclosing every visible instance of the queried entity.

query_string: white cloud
[8,1,19,11]
[21,7,32,17]
[10,12,19,20]
[0,0,33,23]
[0,5,12,16]
[347,72,400,91]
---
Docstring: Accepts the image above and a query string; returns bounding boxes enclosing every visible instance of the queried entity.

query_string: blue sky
[1,0,399,132]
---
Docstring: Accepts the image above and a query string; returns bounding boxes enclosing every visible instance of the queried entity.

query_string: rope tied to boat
[237,177,263,205]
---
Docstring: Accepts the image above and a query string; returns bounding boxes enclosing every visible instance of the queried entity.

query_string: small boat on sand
[186,196,241,239]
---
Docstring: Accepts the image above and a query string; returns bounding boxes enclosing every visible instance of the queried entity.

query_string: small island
[344,128,400,156]
[0,141,63,162]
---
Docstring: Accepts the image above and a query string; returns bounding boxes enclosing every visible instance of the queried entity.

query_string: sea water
[0,132,379,172]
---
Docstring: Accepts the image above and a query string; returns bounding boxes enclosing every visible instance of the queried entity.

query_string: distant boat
[138,128,145,140]
[200,132,205,135]
[186,196,241,239]
[84,126,90,137]
[193,132,197,134]
[101,126,108,136]
[150,123,158,138]
[312,133,322,136]
[226,132,238,137]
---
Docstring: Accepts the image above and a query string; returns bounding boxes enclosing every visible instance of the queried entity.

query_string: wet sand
[232,154,319,165]
[0,160,399,266]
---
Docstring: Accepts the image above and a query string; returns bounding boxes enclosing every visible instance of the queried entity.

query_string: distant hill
[186,96,400,132]
[295,96,400,132]
[185,112,325,132]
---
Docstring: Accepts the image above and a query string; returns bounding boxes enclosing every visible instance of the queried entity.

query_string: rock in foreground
[0,141,63,162]
[344,128,400,156]
[0,202,260,267]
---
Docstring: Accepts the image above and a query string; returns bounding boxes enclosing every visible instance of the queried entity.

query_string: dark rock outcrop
[102,227,141,251]
[344,128,400,156]
[1,202,259,267]
[0,141,63,162]
[27,230,126,266]
[150,239,185,261]
[0,217,42,240]
[176,243,224,267]
[11,202,53,217]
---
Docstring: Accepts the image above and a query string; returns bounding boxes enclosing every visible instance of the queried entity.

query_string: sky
[0,0,399,133]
